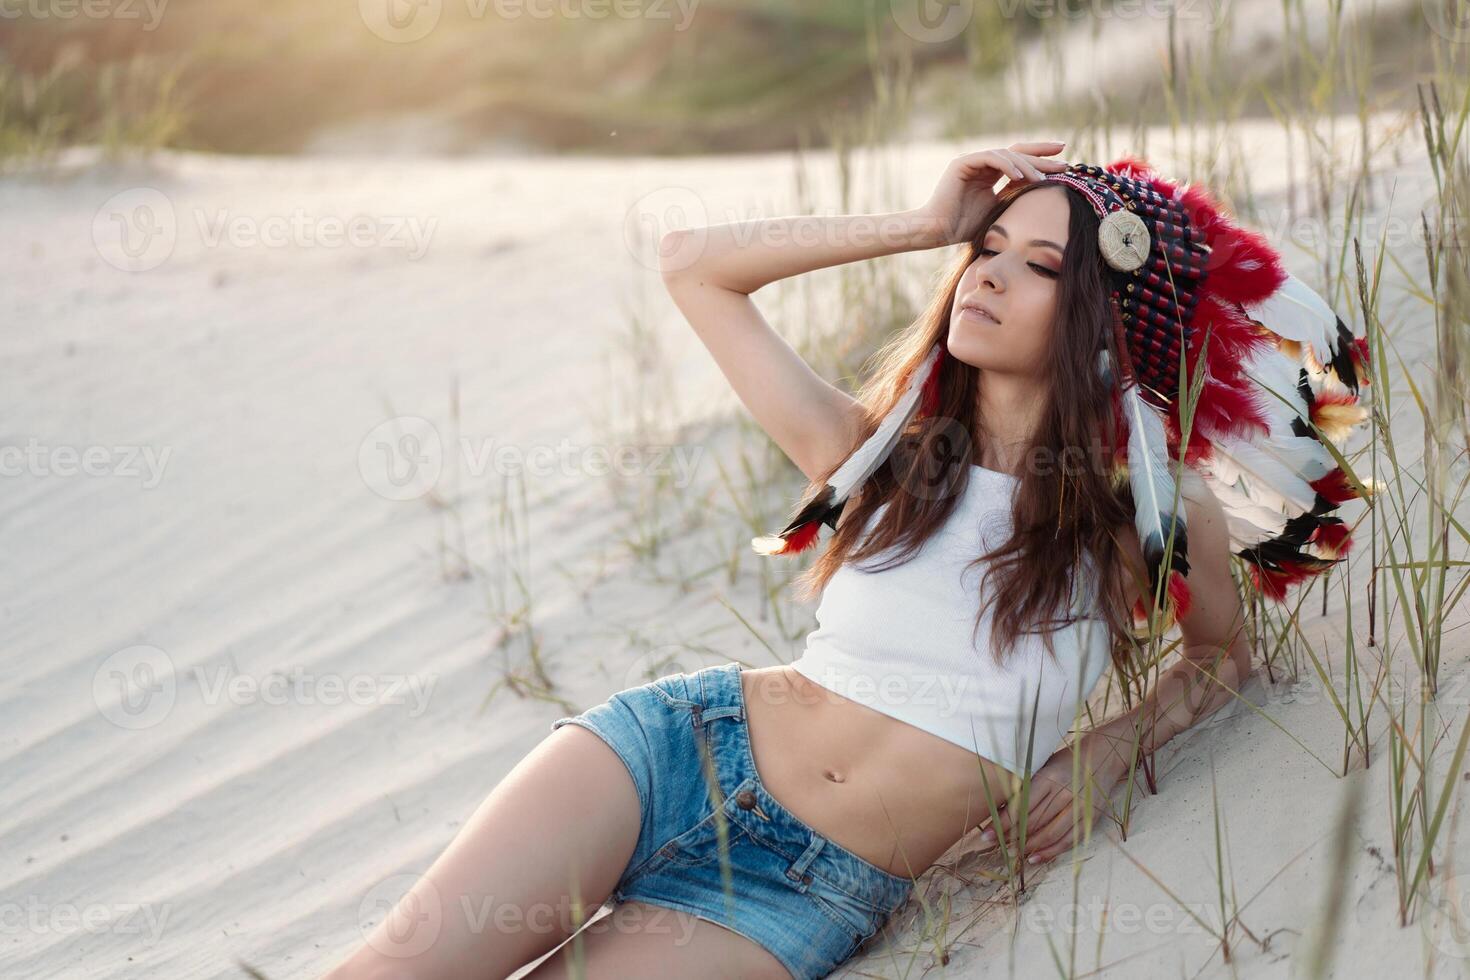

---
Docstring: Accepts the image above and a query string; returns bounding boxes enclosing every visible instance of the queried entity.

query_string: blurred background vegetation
[0,0,1444,164]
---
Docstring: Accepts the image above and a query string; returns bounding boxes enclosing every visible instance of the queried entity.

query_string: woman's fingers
[966,149,1022,181]
[953,144,1068,185]
[1020,807,1077,858]
[1008,139,1067,156]
[1008,796,1064,849]
[992,149,1036,182]
[954,149,1025,181]
[978,794,1012,840]
[998,148,1067,182]
[981,786,1059,849]
[1007,149,1047,182]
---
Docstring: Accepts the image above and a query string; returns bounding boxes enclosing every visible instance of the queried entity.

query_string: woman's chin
[945,335,1003,370]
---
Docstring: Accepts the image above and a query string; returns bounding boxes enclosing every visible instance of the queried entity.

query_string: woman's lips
[960,304,1000,324]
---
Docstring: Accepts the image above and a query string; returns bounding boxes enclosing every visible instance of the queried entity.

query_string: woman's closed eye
[977,247,1059,278]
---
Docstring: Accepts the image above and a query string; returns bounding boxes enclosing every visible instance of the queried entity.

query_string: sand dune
[3,114,1466,978]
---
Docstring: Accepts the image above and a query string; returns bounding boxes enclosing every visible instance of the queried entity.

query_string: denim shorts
[549,661,915,979]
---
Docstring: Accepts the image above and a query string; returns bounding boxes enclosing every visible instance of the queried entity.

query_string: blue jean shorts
[549,661,915,979]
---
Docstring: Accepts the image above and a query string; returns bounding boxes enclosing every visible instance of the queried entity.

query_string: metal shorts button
[735,789,757,810]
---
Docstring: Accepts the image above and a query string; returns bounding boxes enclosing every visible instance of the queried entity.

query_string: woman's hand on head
[910,142,1070,249]
[976,733,1123,865]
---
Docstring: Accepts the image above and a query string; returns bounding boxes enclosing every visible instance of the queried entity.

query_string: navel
[823,768,846,783]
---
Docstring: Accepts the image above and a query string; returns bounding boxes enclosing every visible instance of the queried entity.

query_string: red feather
[1104,157,1286,305]
[776,520,823,555]
[1128,570,1194,631]
[1350,336,1372,386]
[1247,563,1288,601]
[1168,570,1193,619]
[1171,296,1273,467]
[1195,224,1286,304]
[1310,520,1354,559]
[1249,556,1326,601]
[1310,467,1360,505]
[919,347,944,419]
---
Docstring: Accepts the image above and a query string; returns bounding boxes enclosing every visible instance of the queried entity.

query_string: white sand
[2,111,1466,979]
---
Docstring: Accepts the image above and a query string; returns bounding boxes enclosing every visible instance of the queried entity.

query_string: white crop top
[789,464,1111,777]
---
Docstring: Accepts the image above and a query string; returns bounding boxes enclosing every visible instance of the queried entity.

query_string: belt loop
[785,835,825,893]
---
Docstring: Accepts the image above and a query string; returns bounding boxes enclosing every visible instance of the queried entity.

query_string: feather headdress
[753,158,1374,624]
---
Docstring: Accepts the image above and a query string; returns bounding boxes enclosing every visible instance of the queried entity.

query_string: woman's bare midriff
[739,664,1022,879]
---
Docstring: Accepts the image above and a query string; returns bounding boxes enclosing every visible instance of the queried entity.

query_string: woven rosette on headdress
[752,157,1373,624]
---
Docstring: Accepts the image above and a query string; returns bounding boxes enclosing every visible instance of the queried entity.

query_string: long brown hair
[790,180,1144,670]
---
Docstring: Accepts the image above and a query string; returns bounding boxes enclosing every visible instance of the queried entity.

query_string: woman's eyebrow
[989,224,1066,255]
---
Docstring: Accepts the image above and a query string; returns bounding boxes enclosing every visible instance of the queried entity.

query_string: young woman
[325,141,1368,979]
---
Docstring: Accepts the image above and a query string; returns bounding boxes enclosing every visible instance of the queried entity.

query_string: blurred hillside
[0,0,1444,162]
[0,0,984,159]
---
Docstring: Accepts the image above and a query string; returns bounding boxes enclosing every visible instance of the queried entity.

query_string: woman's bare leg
[522,902,793,980]
[322,724,643,980]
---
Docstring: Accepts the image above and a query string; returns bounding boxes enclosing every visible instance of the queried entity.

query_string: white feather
[1243,347,1309,434]
[828,343,942,501]
[1242,273,1337,367]
[1199,467,1289,547]
[1209,434,1318,515]
[1260,433,1334,482]
[1121,360,1185,564]
[1240,347,1339,481]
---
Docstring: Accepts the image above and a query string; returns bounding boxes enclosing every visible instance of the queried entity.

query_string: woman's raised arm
[656,143,1066,484]
[657,211,942,484]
